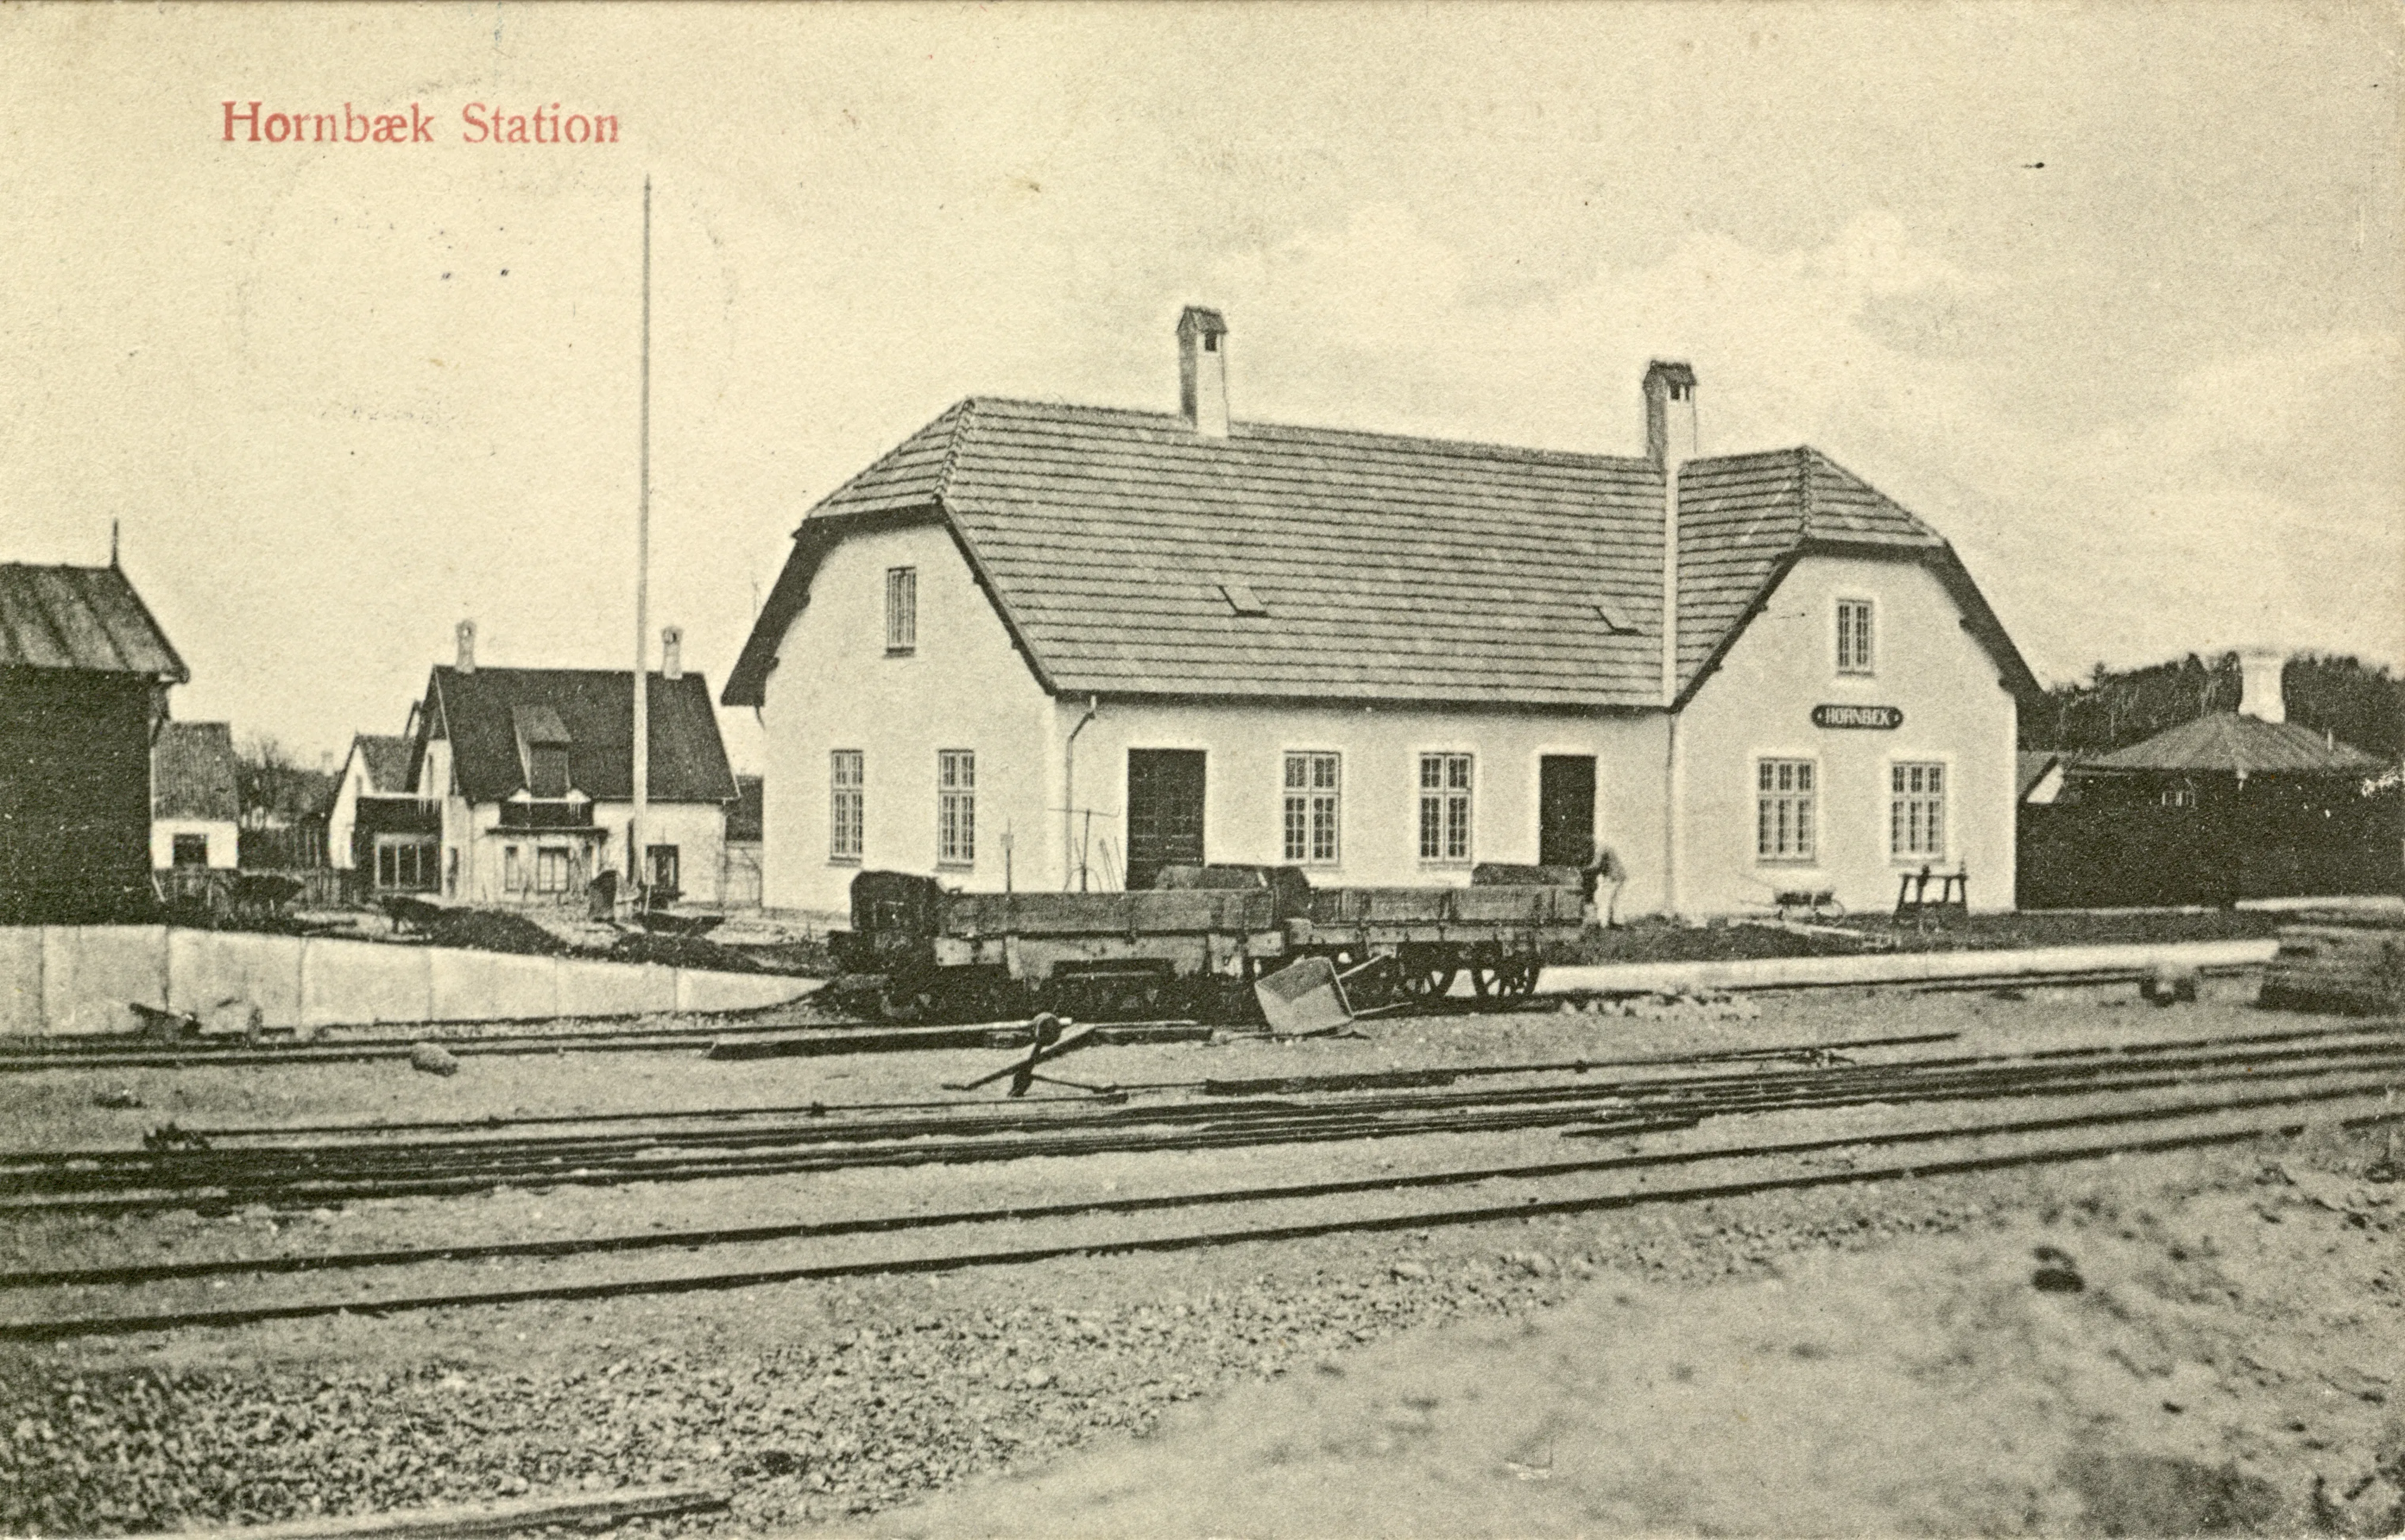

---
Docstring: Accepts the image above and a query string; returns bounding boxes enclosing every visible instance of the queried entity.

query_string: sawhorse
[1894,864,1969,929]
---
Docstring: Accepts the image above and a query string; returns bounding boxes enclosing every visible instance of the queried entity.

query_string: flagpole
[630,176,651,913]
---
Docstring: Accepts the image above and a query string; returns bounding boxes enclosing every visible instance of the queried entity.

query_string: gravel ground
[1,982,2395,1536]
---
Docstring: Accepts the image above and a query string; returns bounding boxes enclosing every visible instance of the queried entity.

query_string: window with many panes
[829,749,864,861]
[1282,752,1341,864]
[1836,599,1874,675]
[376,837,437,891]
[1756,759,1817,862]
[535,847,571,893]
[885,567,917,654]
[937,749,975,865]
[1418,753,1473,863]
[1890,762,1946,860]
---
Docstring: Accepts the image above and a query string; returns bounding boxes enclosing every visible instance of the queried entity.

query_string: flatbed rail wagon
[834,864,1587,1021]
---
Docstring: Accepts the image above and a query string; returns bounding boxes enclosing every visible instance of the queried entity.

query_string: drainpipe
[1063,695,1100,891]
[1659,454,1684,919]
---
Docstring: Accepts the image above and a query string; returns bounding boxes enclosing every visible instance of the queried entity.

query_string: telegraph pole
[630,176,651,911]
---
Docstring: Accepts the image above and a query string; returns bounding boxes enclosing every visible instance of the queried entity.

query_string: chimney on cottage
[1178,305,1230,438]
[661,626,683,681]
[2237,645,2287,724]
[456,620,476,675]
[1649,362,1699,709]
[1643,359,1697,467]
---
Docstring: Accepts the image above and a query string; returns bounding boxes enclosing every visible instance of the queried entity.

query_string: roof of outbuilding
[349,734,415,794]
[418,667,739,806]
[2087,713,2388,775]
[153,720,238,822]
[2015,750,2068,801]
[0,563,188,680]
[725,398,2036,710]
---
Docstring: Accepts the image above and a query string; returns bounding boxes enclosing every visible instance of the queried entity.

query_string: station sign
[1811,703,1904,730]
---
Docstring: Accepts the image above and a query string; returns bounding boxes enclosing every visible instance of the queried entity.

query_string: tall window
[504,845,523,891]
[829,749,864,861]
[938,749,976,865]
[886,567,917,654]
[1891,763,1946,860]
[534,847,572,893]
[1836,599,1875,675]
[647,844,681,893]
[1283,752,1341,864]
[1756,759,1817,862]
[1418,753,1473,863]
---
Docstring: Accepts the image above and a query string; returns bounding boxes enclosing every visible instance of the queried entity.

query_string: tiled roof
[419,667,739,806]
[726,399,2035,709]
[350,734,415,794]
[2087,714,2387,775]
[153,720,238,822]
[0,563,188,679]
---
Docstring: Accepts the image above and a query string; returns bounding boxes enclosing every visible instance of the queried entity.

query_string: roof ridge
[935,398,979,509]
[956,393,1656,471]
[1794,446,1817,544]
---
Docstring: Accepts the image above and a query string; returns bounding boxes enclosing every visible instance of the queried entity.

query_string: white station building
[725,310,2037,919]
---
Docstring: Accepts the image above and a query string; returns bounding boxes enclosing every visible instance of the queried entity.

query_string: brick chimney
[1178,305,1230,438]
[1643,359,1697,467]
[661,625,683,681]
[455,619,476,675]
[2237,646,2286,723]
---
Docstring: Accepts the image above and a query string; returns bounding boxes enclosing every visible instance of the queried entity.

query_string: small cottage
[400,623,741,905]
[151,719,240,873]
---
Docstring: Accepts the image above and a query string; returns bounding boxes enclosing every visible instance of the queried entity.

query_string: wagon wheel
[1401,965,1458,1003]
[1497,958,1541,1002]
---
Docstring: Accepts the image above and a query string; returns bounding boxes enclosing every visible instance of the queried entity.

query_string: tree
[2021,651,2403,759]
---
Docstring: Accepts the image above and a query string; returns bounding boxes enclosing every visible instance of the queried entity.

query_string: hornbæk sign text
[1811,703,1904,730]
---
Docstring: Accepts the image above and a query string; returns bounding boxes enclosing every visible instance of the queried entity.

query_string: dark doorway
[1125,749,1206,891]
[1538,755,1597,868]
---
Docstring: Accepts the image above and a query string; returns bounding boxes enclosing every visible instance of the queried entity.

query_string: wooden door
[1125,749,1206,891]
[1538,755,1597,868]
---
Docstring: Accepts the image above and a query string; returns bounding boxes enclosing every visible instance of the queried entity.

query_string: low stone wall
[0,926,819,1036]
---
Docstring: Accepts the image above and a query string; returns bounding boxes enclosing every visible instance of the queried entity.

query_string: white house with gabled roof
[725,310,2037,919]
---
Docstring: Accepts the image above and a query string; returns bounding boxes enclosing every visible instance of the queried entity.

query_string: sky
[2,2,2398,771]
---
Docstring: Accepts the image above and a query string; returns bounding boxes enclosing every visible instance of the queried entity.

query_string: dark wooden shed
[0,563,188,923]
[2019,711,2398,908]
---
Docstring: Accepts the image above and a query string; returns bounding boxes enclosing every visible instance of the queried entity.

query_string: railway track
[0,1020,2396,1338]
[3,1025,2397,1214]
[1,1082,2395,1341]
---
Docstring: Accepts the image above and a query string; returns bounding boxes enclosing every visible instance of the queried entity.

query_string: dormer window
[528,745,568,797]
[512,704,573,797]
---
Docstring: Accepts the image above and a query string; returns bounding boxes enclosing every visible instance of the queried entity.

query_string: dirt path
[851,1139,2404,1538]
